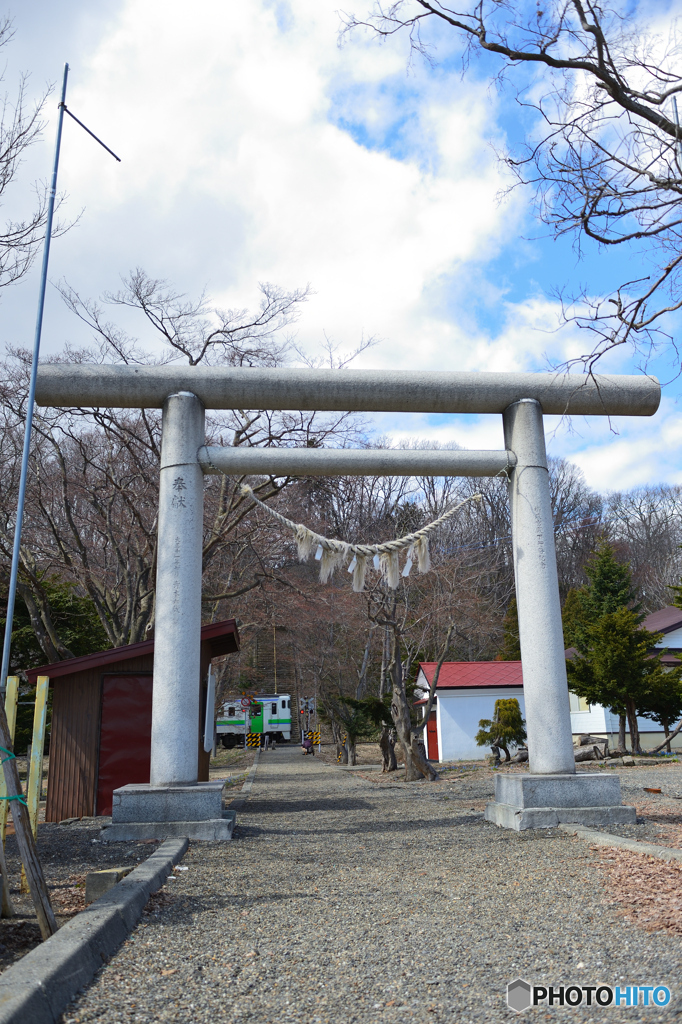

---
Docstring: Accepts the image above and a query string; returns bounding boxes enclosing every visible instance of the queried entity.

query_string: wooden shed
[25,618,239,822]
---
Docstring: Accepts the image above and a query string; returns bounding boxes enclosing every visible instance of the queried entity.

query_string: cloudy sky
[3,0,682,491]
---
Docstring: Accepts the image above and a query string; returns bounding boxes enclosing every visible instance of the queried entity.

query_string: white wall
[654,627,682,647]
[571,702,680,738]
[436,688,525,762]
[569,704,608,735]
[434,684,682,763]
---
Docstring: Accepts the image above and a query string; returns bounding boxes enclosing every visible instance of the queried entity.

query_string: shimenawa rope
[240,484,482,591]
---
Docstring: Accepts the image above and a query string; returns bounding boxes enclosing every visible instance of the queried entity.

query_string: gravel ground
[0,819,163,970]
[0,748,255,969]
[59,749,682,1024]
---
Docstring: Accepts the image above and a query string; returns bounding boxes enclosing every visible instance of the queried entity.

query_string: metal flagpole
[0,63,120,694]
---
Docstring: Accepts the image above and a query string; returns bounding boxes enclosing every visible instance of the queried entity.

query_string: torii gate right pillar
[485,398,636,829]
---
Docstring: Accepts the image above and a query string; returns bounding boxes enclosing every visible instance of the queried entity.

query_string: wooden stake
[21,675,49,894]
[0,696,57,939]
[0,678,18,918]
[0,677,19,844]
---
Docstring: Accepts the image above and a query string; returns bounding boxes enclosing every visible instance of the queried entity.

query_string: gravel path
[61,749,682,1023]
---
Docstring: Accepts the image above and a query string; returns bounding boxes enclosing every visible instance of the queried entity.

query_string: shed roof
[25,618,240,682]
[418,661,523,689]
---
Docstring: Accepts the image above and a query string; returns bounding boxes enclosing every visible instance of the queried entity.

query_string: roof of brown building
[25,618,240,682]
[643,605,682,636]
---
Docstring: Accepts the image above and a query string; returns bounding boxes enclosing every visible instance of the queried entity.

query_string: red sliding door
[96,674,153,815]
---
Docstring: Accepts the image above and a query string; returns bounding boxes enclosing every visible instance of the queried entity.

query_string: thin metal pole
[273,624,277,695]
[0,64,69,695]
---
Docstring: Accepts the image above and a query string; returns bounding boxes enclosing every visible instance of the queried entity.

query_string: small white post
[150,391,205,787]
[503,399,575,775]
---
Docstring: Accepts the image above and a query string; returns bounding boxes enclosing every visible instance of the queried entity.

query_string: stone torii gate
[36,365,660,836]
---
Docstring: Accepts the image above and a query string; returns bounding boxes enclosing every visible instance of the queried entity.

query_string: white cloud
[26,0,519,361]
[4,0,680,493]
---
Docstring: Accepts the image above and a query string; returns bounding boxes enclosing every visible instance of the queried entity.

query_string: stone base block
[112,782,224,823]
[101,815,235,842]
[485,801,637,830]
[484,773,636,831]
[85,866,133,904]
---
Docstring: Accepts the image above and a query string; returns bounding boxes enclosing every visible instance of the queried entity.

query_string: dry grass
[635,800,682,848]
[49,872,87,916]
[596,847,682,935]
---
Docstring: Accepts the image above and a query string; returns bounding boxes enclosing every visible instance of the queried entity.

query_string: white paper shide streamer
[240,485,482,592]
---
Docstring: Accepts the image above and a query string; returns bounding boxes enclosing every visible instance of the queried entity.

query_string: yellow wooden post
[20,676,49,894]
[0,678,19,844]
[0,677,19,917]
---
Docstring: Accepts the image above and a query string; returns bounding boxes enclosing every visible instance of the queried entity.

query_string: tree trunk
[573,745,602,762]
[388,636,436,781]
[15,582,73,663]
[663,720,671,754]
[346,737,357,766]
[379,726,397,772]
[331,721,347,763]
[618,714,627,752]
[625,698,641,755]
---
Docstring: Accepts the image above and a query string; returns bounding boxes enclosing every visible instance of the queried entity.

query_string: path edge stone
[227,748,260,810]
[559,823,682,863]
[0,836,189,1024]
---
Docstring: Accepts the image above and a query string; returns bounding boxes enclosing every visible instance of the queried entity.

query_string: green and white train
[216,693,292,747]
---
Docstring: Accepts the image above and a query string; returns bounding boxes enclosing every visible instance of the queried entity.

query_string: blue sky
[2,0,682,491]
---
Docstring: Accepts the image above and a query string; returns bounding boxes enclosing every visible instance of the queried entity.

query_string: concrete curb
[228,749,260,811]
[559,823,682,863]
[0,837,188,1024]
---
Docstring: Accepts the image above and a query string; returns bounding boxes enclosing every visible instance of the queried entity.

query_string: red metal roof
[418,661,523,689]
[25,618,240,682]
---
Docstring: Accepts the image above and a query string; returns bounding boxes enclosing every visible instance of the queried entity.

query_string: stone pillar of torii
[36,366,659,837]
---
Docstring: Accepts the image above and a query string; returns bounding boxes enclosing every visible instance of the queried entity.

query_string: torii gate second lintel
[36,365,656,834]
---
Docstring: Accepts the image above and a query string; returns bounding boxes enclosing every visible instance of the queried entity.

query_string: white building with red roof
[418,605,682,762]
[415,661,525,762]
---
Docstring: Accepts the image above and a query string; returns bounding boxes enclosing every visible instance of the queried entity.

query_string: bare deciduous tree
[0,272,365,657]
[0,18,57,289]
[344,1,682,368]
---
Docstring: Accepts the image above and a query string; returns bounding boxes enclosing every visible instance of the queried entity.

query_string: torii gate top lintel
[35,364,660,417]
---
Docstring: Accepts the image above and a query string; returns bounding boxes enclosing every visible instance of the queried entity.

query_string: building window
[569,691,591,713]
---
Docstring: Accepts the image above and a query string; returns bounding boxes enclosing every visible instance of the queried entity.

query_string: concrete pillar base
[112,782,224,823]
[484,773,636,831]
[101,813,235,842]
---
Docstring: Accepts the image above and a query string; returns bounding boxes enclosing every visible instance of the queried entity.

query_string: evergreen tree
[562,587,587,649]
[567,607,664,754]
[497,598,521,661]
[637,664,682,753]
[476,698,526,761]
[565,541,649,751]
[578,541,641,626]
[667,551,682,609]
[1,575,110,752]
